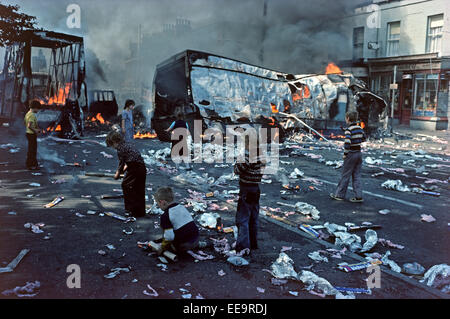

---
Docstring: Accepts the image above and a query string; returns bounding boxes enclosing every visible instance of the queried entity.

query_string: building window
[353,27,364,60]
[426,14,443,54]
[413,73,439,116]
[386,21,400,57]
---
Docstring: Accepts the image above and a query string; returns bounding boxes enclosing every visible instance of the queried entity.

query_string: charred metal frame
[0,30,87,136]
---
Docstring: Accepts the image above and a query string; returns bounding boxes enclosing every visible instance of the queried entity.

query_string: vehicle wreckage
[152,50,388,142]
[0,30,87,138]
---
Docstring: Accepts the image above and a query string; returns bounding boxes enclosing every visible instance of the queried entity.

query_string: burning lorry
[0,30,87,137]
[152,50,387,141]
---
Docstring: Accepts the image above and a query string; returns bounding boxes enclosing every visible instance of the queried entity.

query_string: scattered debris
[2,281,40,297]
[380,251,401,273]
[421,214,436,223]
[381,180,410,192]
[0,249,30,274]
[198,213,220,228]
[420,264,450,293]
[227,256,249,266]
[143,285,159,297]
[294,202,320,220]
[24,222,45,234]
[104,267,130,279]
[378,238,404,249]
[338,260,382,272]
[44,196,64,208]
[308,251,328,263]
[402,262,426,275]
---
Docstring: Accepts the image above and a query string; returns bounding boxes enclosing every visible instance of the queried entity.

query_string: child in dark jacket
[154,187,199,253]
[106,130,147,217]
[330,111,366,202]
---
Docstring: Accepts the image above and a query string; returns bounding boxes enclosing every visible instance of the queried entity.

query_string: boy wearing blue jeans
[330,111,366,203]
[234,135,265,256]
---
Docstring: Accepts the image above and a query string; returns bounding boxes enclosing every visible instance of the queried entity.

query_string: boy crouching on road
[330,111,366,203]
[154,187,199,254]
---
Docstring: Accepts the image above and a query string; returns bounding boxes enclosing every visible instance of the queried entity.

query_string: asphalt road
[0,122,449,302]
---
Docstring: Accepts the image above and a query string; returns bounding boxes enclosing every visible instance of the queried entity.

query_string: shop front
[368,54,449,130]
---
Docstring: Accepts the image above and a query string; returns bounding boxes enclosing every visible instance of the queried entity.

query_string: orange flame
[47,83,72,105]
[271,103,279,113]
[134,131,157,139]
[90,113,105,124]
[360,122,365,129]
[325,62,342,75]
[45,124,62,132]
[268,116,275,126]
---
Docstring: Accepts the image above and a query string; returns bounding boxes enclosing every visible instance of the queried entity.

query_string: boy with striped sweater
[233,135,265,256]
[330,111,366,203]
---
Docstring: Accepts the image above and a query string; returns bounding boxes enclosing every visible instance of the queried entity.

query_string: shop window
[426,14,443,54]
[413,73,439,116]
[386,21,400,57]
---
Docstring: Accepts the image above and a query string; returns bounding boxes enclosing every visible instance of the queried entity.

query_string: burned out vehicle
[87,90,118,120]
[0,30,87,137]
[152,50,387,141]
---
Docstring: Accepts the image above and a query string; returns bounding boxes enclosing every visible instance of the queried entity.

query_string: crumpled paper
[365,157,383,165]
[294,202,320,220]
[270,252,298,279]
[289,168,304,179]
[334,232,362,252]
[380,251,401,273]
[297,271,339,296]
[325,160,343,169]
[381,180,410,192]
[421,214,436,223]
[402,262,426,275]
[198,213,220,228]
[360,229,378,252]
[420,264,450,293]
[308,251,329,263]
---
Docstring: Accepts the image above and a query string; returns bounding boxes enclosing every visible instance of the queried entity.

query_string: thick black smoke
[6,0,365,97]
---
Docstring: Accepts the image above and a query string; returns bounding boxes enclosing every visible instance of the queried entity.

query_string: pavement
[0,121,449,300]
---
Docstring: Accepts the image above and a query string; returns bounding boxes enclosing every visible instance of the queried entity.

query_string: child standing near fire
[24,99,43,170]
[330,111,366,202]
[122,99,135,143]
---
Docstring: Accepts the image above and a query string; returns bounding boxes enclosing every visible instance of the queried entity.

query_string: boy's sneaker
[350,197,364,203]
[330,193,344,201]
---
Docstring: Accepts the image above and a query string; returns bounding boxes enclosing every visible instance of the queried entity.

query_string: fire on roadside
[134,131,157,139]
[90,113,106,124]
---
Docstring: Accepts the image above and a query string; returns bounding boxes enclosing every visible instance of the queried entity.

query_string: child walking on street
[330,111,366,202]
[122,99,135,143]
[154,187,199,254]
[106,130,146,218]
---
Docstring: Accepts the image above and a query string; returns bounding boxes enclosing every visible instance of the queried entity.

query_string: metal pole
[391,65,397,119]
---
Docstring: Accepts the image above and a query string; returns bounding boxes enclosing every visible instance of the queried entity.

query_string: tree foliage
[0,2,37,47]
